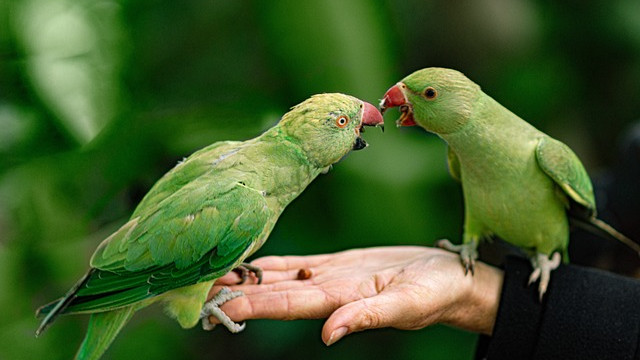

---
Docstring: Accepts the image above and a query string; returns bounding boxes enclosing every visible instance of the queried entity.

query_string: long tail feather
[75,307,134,360]
[570,217,640,254]
[36,269,95,336]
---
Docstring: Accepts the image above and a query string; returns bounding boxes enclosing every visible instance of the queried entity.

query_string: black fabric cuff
[476,256,640,360]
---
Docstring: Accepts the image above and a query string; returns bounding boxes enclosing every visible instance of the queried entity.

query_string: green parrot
[380,67,639,297]
[36,93,384,360]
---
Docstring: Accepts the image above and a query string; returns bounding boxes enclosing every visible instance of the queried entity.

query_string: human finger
[209,287,341,324]
[249,253,333,271]
[214,272,243,285]
[257,268,317,284]
[321,291,419,346]
[209,279,315,300]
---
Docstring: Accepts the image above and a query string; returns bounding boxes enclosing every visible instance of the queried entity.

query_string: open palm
[210,246,503,345]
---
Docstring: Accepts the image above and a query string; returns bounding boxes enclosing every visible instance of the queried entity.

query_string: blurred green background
[2,0,640,359]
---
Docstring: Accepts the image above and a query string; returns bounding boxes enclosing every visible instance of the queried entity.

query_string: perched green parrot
[36,93,384,360]
[380,67,640,297]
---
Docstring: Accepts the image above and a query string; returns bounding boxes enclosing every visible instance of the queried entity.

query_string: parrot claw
[200,287,246,333]
[233,263,264,285]
[464,259,475,276]
[527,268,541,286]
[528,252,561,301]
[436,239,478,276]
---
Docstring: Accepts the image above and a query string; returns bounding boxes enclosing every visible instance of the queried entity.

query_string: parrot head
[279,93,384,167]
[379,68,480,135]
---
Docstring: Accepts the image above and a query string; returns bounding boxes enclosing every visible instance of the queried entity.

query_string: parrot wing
[535,136,596,213]
[132,140,244,218]
[446,145,462,182]
[39,177,271,315]
[536,137,640,254]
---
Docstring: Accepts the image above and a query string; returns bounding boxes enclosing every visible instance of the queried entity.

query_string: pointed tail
[75,306,135,360]
[36,269,95,336]
[570,217,640,255]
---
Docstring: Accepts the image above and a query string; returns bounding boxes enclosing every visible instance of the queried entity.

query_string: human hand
[209,246,504,345]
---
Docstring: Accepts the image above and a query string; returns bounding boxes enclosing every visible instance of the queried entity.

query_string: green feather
[446,146,462,182]
[75,307,135,360]
[535,136,595,211]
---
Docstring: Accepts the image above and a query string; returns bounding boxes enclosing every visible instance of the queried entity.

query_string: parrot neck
[257,127,325,209]
[440,95,540,160]
[265,126,330,170]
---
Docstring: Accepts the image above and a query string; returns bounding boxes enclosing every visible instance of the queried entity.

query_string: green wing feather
[75,307,135,360]
[65,182,269,313]
[132,140,243,217]
[535,136,640,254]
[37,144,271,317]
[446,146,462,182]
[535,136,596,212]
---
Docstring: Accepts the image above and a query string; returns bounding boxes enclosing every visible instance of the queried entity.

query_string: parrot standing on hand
[36,93,384,360]
[380,67,640,298]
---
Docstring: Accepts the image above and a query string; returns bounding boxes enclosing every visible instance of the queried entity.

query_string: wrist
[445,262,504,335]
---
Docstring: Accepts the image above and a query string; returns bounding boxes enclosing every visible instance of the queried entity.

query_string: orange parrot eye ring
[336,115,349,128]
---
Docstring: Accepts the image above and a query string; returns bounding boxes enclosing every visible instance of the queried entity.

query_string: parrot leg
[528,252,561,300]
[200,287,246,333]
[436,238,479,275]
[232,263,264,285]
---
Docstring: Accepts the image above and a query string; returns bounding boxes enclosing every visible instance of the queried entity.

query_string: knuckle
[358,301,383,329]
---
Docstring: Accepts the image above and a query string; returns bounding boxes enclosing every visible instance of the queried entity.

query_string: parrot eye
[424,87,437,100]
[336,115,349,128]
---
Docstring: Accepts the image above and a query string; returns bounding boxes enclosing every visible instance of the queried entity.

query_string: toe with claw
[200,287,246,333]
[232,262,264,285]
[528,252,561,301]
[436,239,479,275]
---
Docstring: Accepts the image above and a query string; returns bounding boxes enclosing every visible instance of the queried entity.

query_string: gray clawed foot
[436,239,479,275]
[233,262,264,285]
[528,252,561,301]
[200,287,246,333]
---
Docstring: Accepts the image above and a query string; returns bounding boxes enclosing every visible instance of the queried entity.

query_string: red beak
[361,101,384,128]
[352,101,385,151]
[380,83,416,127]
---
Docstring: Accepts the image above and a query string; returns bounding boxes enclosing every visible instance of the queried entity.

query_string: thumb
[321,292,407,346]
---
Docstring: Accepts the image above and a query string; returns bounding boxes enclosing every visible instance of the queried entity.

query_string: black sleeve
[475,256,640,360]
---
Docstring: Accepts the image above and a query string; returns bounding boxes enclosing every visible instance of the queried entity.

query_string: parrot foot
[436,239,478,275]
[233,263,263,285]
[528,252,561,301]
[200,287,246,333]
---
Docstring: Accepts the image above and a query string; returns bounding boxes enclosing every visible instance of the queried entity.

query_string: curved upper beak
[380,83,407,112]
[353,101,384,151]
[379,83,416,127]
[361,101,384,129]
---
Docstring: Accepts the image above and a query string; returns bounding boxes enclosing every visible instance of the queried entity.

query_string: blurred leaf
[13,0,125,144]
[0,103,37,152]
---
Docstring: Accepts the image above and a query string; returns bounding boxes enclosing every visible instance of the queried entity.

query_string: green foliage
[1,0,639,359]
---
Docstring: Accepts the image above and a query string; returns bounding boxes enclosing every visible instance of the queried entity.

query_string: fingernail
[326,327,348,346]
